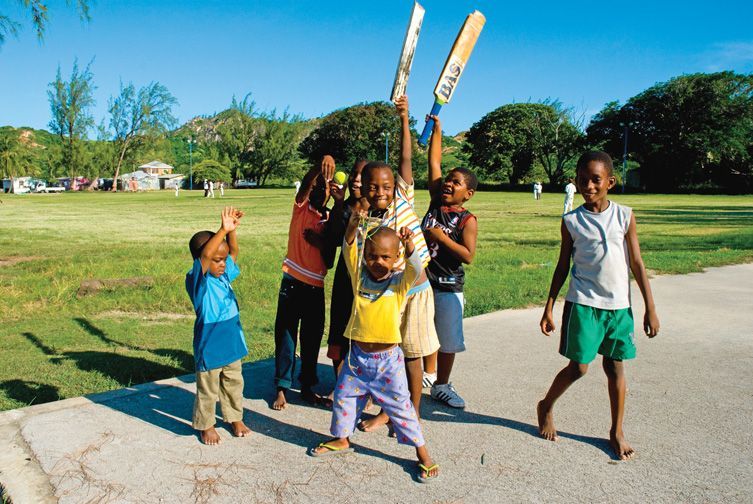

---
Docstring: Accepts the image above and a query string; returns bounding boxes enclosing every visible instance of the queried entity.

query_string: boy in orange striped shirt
[272,155,336,410]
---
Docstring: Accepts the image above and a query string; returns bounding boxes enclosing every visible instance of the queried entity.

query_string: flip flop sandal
[417,463,440,483]
[308,442,354,457]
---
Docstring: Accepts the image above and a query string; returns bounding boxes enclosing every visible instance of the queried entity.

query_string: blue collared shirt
[185,255,248,371]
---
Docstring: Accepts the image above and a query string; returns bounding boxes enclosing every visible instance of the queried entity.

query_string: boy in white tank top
[537,151,660,461]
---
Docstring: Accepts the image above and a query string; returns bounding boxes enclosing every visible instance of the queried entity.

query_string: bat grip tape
[418,102,444,146]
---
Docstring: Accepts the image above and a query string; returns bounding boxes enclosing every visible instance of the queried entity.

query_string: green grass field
[1,189,752,411]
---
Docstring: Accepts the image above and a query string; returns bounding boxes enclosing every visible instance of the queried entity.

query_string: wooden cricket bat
[391,1,425,102]
[418,10,485,146]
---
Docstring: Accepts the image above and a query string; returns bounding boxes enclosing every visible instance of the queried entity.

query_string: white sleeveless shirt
[563,202,632,310]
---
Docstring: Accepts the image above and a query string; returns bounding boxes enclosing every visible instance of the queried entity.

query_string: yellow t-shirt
[342,237,421,344]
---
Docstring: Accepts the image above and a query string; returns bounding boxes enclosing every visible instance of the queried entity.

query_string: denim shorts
[433,289,465,353]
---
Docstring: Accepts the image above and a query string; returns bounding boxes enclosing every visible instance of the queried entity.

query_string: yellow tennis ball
[333,171,347,186]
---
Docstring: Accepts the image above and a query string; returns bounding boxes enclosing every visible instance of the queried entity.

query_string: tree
[1,0,91,46]
[464,101,584,184]
[249,109,306,186]
[464,103,538,183]
[47,59,95,186]
[191,159,231,185]
[214,94,261,181]
[0,132,34,191]
[108,81,178,190]
[587,72,753,191]
[299,102,409,168]
[526,99,584,185]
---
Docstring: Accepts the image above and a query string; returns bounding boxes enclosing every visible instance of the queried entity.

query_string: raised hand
[428,114,441,134]
[221,206,239,233]
[329,180,345,203]
[395,95,409,118]
[321,155,336,182]
[398,226,415,256]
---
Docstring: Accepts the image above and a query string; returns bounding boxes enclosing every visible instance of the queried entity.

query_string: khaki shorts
[400,283,440,359]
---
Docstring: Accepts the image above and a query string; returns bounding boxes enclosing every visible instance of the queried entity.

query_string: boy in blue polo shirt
[186,206,251,445]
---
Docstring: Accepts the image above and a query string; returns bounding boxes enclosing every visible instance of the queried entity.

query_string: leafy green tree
[47,59,96,184]
[0,132,35,190]
[249,110,306,186]
[299,101,410,168]
[108,81,178,191]
[527,100,584,185]
[464,101,583,184]
[1,0,91,46]
[191,159,231,185]
[214,94,261,181]
[588,72,753,191]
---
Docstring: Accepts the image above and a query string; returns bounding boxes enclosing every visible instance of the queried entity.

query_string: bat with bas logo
[418,10,485,146]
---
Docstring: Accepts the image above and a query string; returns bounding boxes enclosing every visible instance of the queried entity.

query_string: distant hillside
[0,126,60,150]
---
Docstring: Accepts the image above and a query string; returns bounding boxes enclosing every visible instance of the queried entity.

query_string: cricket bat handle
[418,101,443,146]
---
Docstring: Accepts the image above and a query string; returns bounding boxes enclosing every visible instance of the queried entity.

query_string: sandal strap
[418,463,439,472]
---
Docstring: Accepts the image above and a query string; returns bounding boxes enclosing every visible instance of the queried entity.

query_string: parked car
[234,179,257,189]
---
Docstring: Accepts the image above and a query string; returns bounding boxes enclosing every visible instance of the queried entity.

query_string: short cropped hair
[576,151,614,176]
[366,226,400,253]
[189,230,214,259]
[361,161,393,187]
[451,167,478,191]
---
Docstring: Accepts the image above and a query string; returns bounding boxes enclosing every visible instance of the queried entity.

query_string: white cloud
[703,41,753,72]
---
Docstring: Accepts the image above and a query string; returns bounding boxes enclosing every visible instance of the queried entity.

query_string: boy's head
[441,167,477,206]
[361,161,395,211]
[575,151,616,204]
[189,230,229,277]
[363,226,400,280]
[309,173,331,212]
[348,159,368,199]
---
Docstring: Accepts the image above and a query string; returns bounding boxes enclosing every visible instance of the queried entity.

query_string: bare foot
[231,421,252,437]
[609,431,635,460]
[537,401,558,441]
[310,437,350,455]
[357,411,389,432]
[200,427,221,445]
[272,389,287,410]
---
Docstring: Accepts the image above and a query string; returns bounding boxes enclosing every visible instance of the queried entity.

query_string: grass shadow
[0,379,60,406]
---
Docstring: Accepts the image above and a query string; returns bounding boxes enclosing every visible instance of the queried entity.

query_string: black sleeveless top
[421,202,475,293]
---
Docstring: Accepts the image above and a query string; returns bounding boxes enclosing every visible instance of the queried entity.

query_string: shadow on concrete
[422,402,616,459]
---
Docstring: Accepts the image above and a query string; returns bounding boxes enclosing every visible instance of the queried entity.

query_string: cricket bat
[418,10,486,146]
[391,1,425,102]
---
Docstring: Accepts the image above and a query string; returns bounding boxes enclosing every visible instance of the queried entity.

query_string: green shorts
[559,301,636,364]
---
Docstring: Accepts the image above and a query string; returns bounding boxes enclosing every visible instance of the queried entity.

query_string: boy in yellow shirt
[308,204,439,483]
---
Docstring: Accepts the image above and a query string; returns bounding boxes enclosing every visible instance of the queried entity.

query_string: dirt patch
[77,276,155,298]
[96,310,192,322]
[0,256,41,267]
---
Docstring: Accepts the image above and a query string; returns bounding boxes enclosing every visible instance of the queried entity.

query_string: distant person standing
[563,179,576,214]
[294,180,301,194]
[219,181,225,197]
[175,183,180,197]
[533,182,543,200]
[209,181,215,198]
[203,179,209,198]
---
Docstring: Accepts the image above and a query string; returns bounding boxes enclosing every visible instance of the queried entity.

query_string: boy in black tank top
[421,115,478,409]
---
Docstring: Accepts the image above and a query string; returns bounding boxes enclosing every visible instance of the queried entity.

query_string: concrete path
[1,264,752,503]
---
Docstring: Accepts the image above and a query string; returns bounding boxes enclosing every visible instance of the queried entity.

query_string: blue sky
[1,0,752,135]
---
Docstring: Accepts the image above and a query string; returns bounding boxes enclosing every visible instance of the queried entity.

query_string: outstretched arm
[427,114,443,200]
[296,155,335,205]
[423,216,477,264]
[625,213,660,337]
[344,203,366,246]
[395,95,413,185]
[540,220,573,336]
